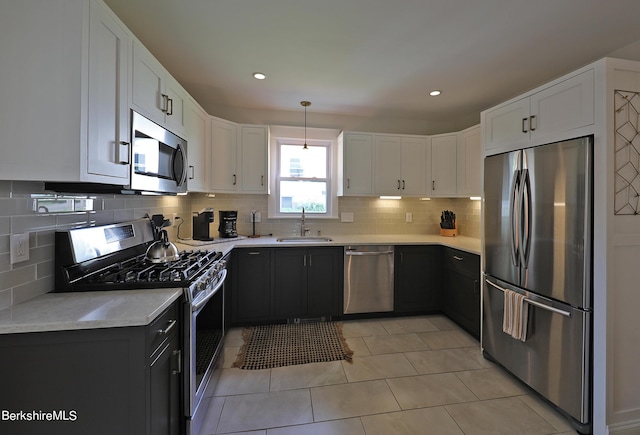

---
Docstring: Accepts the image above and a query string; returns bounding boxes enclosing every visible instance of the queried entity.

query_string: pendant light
[301,100,311,149]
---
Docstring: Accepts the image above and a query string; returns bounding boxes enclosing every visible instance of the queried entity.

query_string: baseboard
[608,419,640,435]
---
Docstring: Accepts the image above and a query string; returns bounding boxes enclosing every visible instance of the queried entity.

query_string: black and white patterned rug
[232,322,353,370]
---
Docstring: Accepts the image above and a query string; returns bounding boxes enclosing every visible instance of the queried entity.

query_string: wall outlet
[171,213,178,227]
[406,212,413,223]
[341,212,354,223]
[10,233,30,264]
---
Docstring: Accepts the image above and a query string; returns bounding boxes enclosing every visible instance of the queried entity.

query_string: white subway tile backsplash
[0,183,480,309]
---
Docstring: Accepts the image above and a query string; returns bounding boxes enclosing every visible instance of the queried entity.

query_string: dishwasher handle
[345,249,394,256]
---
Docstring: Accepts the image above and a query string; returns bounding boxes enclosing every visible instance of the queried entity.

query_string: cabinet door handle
[167,97,173,116]
[261,175,264,186]
[158,319,177,335]
[161,94,169,113]
[347,178,351,189]
[117,141,130,165]
[529,115,536,131]
[402,180,405,190]
[172,349,182,375]
[522,117,528,133]
[308,254,312,267]
[248,251,261,255]
[189,165,195,180]
[453,255,464,261]
[432,180,436,191]
[233,174,237,185]
[303,255,306,267]
[397,180,401,190]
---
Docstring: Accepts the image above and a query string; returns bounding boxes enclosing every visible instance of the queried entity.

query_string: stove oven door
[184,268,227,434]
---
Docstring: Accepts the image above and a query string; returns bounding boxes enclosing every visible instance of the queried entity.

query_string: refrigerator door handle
[510,169,521,267]
[485,279,572,317]
[520,168,531,268]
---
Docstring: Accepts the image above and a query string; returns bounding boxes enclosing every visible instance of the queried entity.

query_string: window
[268,126,339,219]
[277,142,329,214]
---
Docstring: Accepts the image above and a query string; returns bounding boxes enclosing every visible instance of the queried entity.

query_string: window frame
[268,126,339,219]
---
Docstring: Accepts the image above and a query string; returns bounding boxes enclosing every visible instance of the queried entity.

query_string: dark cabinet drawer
[148,302,180,354]
[443,247,480,277]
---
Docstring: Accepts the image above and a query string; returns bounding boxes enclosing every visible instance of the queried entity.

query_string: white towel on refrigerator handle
[502,288,529,342]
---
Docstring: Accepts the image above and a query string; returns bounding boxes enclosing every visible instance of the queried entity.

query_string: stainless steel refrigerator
[483,136,592,433]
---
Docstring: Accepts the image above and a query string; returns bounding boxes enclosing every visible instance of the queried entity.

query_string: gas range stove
[54,219,226,303]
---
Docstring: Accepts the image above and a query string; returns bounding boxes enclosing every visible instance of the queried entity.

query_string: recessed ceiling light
[429,90,441,96]
[253,72,266,80]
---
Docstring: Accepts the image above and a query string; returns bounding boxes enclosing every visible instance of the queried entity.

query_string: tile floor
[199,315,578,434]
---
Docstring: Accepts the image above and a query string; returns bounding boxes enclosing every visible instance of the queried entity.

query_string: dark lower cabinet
[273,247,343,320]
[395,245,442,313]
[231,247,343,324]
[0,300,182,435]
[231,248,272,323]
[442,247,481,339]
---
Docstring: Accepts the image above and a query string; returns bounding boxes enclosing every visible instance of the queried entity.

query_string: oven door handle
[192,269,227,312]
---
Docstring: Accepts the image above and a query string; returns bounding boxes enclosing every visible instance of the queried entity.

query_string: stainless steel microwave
[130,110,188,194]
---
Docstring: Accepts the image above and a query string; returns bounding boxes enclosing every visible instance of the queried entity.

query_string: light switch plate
[341,212,354,222]
[406,212,413,223]
[10,233,30,264]
[251,211,261,223]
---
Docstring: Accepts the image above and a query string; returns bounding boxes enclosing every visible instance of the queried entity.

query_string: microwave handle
[174,144,188,187]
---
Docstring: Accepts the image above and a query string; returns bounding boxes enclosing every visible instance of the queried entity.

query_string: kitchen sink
[276,236,333,242]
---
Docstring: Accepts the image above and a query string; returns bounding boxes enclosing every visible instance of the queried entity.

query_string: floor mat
[232,322,353,370]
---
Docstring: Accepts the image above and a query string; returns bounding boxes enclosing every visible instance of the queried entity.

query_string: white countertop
[0,288,182,335]
[0,234,479,335]
[175,234,481,256]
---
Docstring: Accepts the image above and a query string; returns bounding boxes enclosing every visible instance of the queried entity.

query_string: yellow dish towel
[502,289,529,342]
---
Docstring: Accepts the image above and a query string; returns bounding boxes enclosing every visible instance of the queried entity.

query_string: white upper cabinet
[209,122,268,194]
[374,135,425,196]
[132,40,187,137]
[338,133,374,196]
[456,125,481,197]
[210,117,239,193]
[374,135,403,194]
[0,0,131,184]
[483,69,594,155]
[184,98,210,192]
[86,0,130,181]
[429,134,458,196]
[240,126,269,193]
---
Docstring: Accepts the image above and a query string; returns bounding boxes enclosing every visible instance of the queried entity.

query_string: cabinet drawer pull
[453,255,464,261]
[522,117,528,133]
[248,251,261,255]
[157,319,177,335]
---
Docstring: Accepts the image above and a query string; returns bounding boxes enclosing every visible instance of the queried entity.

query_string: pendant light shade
[301,100,311,149]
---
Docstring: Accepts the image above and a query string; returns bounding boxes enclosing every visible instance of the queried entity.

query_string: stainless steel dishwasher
[344,245,394,314]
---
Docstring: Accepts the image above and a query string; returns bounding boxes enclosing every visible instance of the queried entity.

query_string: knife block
[440,228,458,237]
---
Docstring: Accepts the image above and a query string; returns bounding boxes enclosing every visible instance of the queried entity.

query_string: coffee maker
[218,211,238,238]
[192,209,214,241]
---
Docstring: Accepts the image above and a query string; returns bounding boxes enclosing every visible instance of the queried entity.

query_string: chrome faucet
[300,207,310,236]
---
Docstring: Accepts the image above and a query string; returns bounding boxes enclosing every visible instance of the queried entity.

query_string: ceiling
[104,0,640,128]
